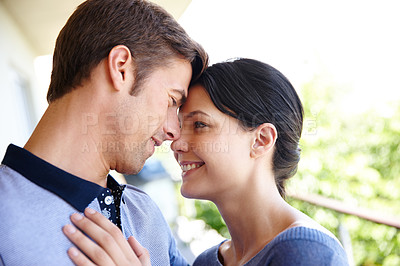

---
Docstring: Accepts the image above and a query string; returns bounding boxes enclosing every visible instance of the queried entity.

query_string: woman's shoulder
[250,226,349,265]
[192,228,349,266]
[272,226,341,246]
[193,240,226,266]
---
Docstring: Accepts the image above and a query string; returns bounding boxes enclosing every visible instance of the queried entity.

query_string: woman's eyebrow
[183,110,210,119]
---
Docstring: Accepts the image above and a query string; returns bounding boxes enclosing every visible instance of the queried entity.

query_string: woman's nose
[171,137,189,154]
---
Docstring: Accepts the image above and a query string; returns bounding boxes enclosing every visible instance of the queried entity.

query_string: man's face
[109,58,192,174]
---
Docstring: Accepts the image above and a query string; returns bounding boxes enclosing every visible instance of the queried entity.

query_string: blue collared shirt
[0,144,187,266]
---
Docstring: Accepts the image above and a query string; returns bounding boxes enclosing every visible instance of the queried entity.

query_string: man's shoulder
[0,164,15,177]
[0,166,77,266]
[0,164,6,177]
[123,183,148,195]
[0,164,31,190]
[121,184,161,210]
[123,183,150,200]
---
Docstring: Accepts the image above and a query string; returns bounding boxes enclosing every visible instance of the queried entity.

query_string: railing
[288,192,400,229]
[288,192,400,266]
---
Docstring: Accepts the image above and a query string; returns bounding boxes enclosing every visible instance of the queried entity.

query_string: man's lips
[151,137,162,146]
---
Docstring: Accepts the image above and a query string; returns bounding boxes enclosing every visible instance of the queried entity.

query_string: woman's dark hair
[196,58,304,197]
[47,0,208,103]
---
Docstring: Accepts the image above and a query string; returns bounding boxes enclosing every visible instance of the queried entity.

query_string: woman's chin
[180,187,193,199]
[180,185,210,201]
[180,186,199,199]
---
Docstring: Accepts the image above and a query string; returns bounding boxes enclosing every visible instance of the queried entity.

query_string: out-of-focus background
[1,0,399,265]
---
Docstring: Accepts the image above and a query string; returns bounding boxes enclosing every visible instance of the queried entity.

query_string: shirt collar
[1,144,122,212]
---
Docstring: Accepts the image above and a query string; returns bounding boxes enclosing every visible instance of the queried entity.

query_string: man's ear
[250,123,278,158]
[108,45,134,92]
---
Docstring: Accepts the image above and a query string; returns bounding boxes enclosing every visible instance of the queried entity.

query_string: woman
[64,58,349,265]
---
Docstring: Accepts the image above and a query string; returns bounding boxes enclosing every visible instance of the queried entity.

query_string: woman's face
[171,84,253,201]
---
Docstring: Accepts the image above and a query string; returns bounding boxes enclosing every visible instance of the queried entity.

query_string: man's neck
[24,96,110,187]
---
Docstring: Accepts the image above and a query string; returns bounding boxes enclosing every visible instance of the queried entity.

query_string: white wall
[0,2,45,157]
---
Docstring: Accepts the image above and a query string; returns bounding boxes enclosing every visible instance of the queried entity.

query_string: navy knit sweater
[193,226,349,266]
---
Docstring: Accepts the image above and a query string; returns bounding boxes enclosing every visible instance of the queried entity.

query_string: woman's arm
[63,208,150,266]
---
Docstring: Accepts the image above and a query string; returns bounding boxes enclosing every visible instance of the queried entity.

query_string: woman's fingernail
[69,247,79,257]
[86,208,96,214]
[71,213,83,221]
[65,224,76,234]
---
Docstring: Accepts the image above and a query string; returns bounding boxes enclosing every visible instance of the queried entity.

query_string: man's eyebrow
[184,110,210,119]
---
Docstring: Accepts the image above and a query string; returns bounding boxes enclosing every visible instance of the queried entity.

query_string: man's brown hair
[47,0,208,103]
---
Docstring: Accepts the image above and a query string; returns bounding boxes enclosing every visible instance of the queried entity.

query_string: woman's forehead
[180,85,211,112]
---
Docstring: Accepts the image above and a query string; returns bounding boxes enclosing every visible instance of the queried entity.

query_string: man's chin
[127,163,146,175]
[115,160,146,176]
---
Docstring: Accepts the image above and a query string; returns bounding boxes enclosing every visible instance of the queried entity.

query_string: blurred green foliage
[194,201,230,238]
[192,75,400,265]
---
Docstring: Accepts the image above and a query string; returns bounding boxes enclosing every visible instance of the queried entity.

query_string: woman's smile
[179,161,205,177]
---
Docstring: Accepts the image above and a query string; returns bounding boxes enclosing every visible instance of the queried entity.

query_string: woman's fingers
[63,210,139,266]
[63,208,149,266]
[67,246,96,266]
[81,208,140,262]
[128,236,151,266]
[63,224,115,266]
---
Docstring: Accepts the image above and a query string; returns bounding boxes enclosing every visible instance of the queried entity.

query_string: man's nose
[163,109,181,141]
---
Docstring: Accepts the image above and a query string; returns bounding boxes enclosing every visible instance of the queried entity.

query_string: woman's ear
[108,45,134,92]
[250,123,278,158]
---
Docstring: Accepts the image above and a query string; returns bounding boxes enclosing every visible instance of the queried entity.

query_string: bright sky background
[179,0,400,116]
[35,0,400,118]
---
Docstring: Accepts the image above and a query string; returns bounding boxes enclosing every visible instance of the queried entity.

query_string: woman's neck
[214,171,297,265]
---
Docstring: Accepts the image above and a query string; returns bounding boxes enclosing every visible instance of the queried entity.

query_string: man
[0,0,208,265]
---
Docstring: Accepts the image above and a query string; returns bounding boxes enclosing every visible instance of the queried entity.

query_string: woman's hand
[63,208,150,266]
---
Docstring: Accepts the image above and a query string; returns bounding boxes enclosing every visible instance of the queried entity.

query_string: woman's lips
[179,162,205,177]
